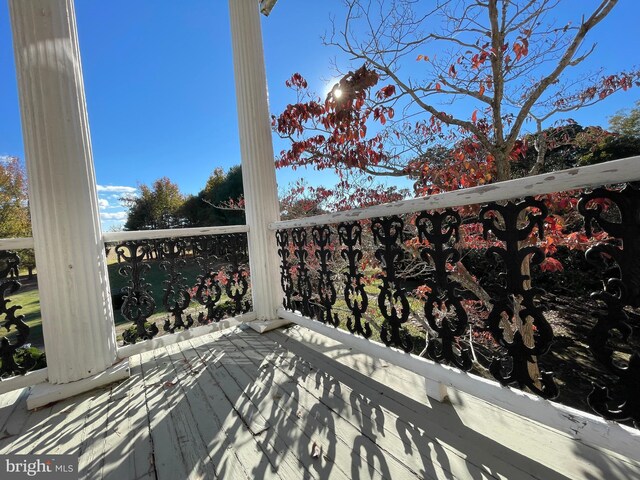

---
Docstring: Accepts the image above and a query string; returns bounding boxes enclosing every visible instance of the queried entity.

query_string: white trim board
[0,368,48,395]
[27,360,130,410]
[104,224,249,243]
[116,312,256,359]
[0,237,34,250]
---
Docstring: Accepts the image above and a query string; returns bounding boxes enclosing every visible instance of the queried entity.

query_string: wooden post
[228,0,285,330]
[9,0,127,405]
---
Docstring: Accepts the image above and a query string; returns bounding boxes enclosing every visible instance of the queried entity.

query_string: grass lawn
[6,282,44,350]
[329,279,427,353]
[108,259,204,326]
[108,259,238,342]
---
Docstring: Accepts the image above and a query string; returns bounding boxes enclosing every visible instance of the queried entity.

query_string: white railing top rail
[271,155,640,230]
[0,237,35,250]
[103,224,249,243]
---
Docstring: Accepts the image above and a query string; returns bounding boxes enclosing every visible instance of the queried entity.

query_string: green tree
[181,166,245,227]
[510,123,640,173]
[0,157,36,278]
[0,157,30,238]
[609,100,640,137]
[580,99,640,164]
[122,177,185,230]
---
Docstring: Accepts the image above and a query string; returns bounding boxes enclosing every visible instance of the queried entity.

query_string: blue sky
[0,0,638,230]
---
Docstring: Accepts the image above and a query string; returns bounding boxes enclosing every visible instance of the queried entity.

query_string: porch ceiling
[0,327,637,479]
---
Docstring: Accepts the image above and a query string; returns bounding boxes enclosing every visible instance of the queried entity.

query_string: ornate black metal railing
[276,184,640,426]
[108,233,251,345]
[0,250,44,378]
[579,184,640,425]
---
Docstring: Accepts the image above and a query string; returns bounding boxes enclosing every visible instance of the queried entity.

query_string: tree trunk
[495,151,511,182]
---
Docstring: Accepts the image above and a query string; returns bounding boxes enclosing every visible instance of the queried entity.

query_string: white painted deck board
[218,332,357,479]
[165,340,251,480]
[0,388,28,446]
[101,355,151,480]
[152,344,220,479]
[5,400,55,454]
[226,330,446,480]
[138,344,192,480]
[179,336,271,480]
[277,326,640,479]
[0,326,636,479]
[187,334,312,480]
[77,387,116,478]
[248,330,509,480]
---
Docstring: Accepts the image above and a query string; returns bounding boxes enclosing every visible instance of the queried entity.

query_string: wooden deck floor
[0,326,638,479]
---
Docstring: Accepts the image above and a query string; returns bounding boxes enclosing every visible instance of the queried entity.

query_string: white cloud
[111,192,137,201]
[100,211,128,221]
[98,199,110,209]
[97,185,137,194]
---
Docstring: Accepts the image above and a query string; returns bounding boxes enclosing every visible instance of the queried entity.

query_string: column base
[27,360,130,410]
[248,318,292,333]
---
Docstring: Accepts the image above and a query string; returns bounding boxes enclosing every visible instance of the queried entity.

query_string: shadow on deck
[0,326,638,479]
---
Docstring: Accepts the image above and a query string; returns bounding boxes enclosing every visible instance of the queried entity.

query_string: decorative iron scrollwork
[194,237,224,322]
[579,183,640,425]
[159,239,193,333]
[416,210,471,370]
[338,222,371,338]
[0,251,32,376]
[292,228,314,318]
[112,234,251,343]
[115,241,159,344]
[224,235,251,316]
[276,230,294,310]
[479,198,557,398]
[312,225,339,326]
[372,216,412,352]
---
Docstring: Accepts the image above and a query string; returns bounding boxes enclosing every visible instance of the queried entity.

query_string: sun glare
[333,88,343,99]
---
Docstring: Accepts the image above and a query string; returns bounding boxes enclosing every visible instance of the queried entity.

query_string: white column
[228,0,282,322]
[9,0,118,384]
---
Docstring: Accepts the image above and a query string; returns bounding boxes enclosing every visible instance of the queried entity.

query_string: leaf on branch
[376,85,396,99]
[540,257,564,273]
[513,37,529,61]
[286,73,308,89]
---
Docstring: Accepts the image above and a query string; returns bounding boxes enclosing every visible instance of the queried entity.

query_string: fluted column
[228,0,281,321]
[9,0,117,383]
